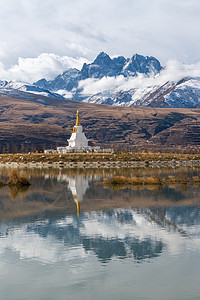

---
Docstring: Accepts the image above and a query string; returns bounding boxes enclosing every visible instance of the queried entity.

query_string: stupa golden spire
[75,110,81,126]
[73,195,80,217]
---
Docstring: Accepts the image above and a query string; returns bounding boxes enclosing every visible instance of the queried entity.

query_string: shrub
[192,176,200,182]
[7,169,31,186]
[0,179,6,186]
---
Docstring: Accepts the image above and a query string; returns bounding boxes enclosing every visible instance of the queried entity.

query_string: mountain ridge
[1,52,200,109]
[33,52,162,100]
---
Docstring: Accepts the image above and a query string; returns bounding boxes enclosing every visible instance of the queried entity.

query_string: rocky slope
[84,77,200,108]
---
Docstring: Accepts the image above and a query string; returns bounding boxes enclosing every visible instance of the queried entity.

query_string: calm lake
[0,166,200,300]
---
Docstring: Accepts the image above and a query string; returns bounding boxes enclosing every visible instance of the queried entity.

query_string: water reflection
[0,167,200,265]
[1,204,200,265]
[0,210,164,263]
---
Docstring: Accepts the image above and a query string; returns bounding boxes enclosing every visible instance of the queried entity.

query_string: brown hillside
[0,94,200,150]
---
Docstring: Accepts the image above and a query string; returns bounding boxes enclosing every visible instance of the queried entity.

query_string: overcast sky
[0,0,200,82]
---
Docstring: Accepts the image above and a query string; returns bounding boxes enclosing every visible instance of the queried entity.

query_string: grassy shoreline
[0,152,200,163]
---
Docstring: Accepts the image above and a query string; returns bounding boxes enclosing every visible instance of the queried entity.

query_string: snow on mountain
[163,78,200,108]
[80,52,162,79]
[0,80,64,99]
[33,52,162,100]
[83,77,200,108]
[1,52,200,109]
[35,68,81,92]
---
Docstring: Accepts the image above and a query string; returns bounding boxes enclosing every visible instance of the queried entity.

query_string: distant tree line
[0,142,199,154]
[0,143,55,154]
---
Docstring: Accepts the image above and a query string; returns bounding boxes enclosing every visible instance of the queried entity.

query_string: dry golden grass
[103,175,162,185]
[7,169,31,186]
[103,174,200,186]
[192,176,200,182]
[1,151,200,164]
[0,170,31,200]
[0,179,6,186]
[8,185,30,201]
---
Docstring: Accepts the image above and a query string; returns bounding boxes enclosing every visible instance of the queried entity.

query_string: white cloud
[0,0,200,69]
[79,60,200,96]
[79,75,126,95]
[0,53,89,83]
[0,0,199,83]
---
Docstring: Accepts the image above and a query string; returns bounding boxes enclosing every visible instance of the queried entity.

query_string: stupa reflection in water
[40,174,166,263]
[49,172,91,216]
[67,176,89,217]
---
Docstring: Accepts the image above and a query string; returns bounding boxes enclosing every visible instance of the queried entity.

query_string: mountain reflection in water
[0,167,200,265]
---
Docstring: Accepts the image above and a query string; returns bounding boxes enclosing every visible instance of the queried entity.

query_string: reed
[103,175,163,185]
[103,174,200,186]
[0,179,6,186]
[193,176,200,182]
[7,169,31,187]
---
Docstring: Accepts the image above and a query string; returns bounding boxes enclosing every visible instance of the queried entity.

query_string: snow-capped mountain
[0,80,64,99]
[84,77,200,108]
[1,52,200,108]
[33,52,200,108]
[34,68,81,96]
[33,52,162,100]
[80,52,162,78]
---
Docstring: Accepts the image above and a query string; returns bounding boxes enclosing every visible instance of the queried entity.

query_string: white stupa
[67,110,89,149]
[44,110,111,153]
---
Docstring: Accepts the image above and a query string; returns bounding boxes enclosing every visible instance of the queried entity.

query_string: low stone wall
[1,159,200,169]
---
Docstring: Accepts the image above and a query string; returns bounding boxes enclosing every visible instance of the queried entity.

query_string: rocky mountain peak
[93,51,112,65]
[123,54,162,76]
